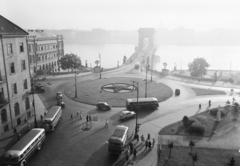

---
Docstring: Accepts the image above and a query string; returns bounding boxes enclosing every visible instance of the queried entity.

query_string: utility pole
[75,55,77,98]
[145,57,149,98]
[151,54,154,82]
[99,53,102,79]
[132,81,139,136]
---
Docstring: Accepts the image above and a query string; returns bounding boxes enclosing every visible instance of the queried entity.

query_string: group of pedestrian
[145,133,155,150]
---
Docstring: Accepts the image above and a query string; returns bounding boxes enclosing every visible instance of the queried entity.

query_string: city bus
[4,128,46,166]
[126,97,159,110]
[108,125,129,155]
[42,106,62,131]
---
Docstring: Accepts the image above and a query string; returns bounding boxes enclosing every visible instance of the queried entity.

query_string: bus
[4,128,46,166]
[108,125,129,155]
[126,97,159,110]
[42,106,62,131]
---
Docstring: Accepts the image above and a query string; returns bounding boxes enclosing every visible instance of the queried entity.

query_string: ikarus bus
[42,106,62,131]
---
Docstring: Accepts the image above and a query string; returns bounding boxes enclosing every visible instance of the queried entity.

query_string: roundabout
[64,77,173,107]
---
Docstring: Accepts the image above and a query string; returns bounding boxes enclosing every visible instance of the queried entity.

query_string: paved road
[25,65,234,166]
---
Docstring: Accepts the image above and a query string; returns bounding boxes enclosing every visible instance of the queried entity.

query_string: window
[22,60,26,70]
[14,103,20,116]
[19,42,24,52]
[25,97,30,110]
[7,43,13,55]
[13,83,17,94]
[10,62,15,74]
[23,79,28,89]
[1,109,7,123]
[0,87,4,104]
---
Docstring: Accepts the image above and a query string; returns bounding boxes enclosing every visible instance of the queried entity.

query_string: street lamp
[145,57,149,98]
[74,55,78,98]
[151,54,154,82]
[132,81,139,136]
[31,87,38,128]
[99,53,102,79]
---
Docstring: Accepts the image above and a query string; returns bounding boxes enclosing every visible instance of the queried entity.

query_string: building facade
[26,30,64,76]
[0,15,34,135]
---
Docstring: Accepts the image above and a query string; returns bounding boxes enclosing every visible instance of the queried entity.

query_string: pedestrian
[209,100,211,107]
[145,140,148,149]
[141,135,145,143]
[136,133,139,142]
[233,97,236,104]
[44,111,47,116]
[105,119,108,127]
[147,133,150,140]
[148,140,152,149]
[129,142,133,155]
[152,138,155,146]
[86,114,89,122]
[199,104,201,109]
[24,117,28,124]
[133,148,137,158]
[126,149,129,161]
[77,110,79,116]
[80,112,82,120]
[27,123,31,131]
[89,114,92,122]
[17,133,21,141]
[13,128,17,135]
[40,115,43,121]
[71,113,73,119]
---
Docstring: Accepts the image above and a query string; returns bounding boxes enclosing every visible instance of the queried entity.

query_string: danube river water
[64,42,240,71]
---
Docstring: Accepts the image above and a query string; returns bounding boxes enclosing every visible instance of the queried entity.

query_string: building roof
[0,15,28,36]
[27,29,57,38]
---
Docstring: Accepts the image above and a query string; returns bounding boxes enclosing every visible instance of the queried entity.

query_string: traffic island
[64,77,173,107]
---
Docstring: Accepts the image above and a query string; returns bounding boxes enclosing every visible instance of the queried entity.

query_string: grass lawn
[159,106,233,137]
[65,77,173,107]
[158,145,240,166]
[191,88,226,96]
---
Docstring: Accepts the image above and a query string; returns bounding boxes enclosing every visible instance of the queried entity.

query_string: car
[36,87,45,93]
[119,110,136,120]
[56,92,63,100]
[57,100,65,107]
[96,102,111,110]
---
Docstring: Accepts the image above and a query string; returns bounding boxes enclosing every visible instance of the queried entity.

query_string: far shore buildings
[0,15,33,135]
[26,30,64,76]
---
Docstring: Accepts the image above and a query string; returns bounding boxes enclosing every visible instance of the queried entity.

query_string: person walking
[133,148,137,158]
[148,140,152,149]
[17,133,21,141]
[147,133,150,140]
[71,113,73,119]
[24,117,28,124]
[145,140,148,149]
[40,115,43,121]
[105,118,108,127]
[77,110,80,116]
[209,100,211,107]
[80,111,82,120]
[129,142,133,155]
[141,135,145,143]
[13,128,17,136]
[199,104,201,109]
[27,123,31,131]
[89,114,92,123]
[86,114,89,123]
[136,133,139,142]
[152,138,155,147]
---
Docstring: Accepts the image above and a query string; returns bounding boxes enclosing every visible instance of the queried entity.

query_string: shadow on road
[85,143,119,166]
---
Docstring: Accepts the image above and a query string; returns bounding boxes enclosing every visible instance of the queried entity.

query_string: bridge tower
[138,28,155,51]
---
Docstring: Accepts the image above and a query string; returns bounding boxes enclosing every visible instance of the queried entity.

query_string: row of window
[10,60,26,74]
[1,97,30,124]
[28,43,61,53]
[12,79,28,95]
[29,52,58,64]
[7,43,24,55]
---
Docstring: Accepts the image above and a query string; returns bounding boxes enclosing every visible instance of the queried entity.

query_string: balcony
[0,98,9,108]
[0,75,6,84]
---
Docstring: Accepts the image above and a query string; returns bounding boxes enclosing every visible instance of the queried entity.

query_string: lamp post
[151,54,154,82]
[99,53,102,79]
[145,57,149,98]
[31,87,38,128]
[75,55,78,98]
[132,81,139,136]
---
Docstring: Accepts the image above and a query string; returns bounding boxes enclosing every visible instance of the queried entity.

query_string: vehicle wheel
[21,160,26,166]
[37,142,42,150]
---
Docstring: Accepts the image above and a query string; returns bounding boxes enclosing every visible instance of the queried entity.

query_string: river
[64,42,240,71]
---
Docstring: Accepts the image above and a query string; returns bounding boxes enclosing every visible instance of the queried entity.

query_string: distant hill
[45,28,240,46]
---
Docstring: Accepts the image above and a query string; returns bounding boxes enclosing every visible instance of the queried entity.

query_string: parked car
[56,92,63,100]
[119,110,136,120]
[35,84,45,93]
[96,102,111,110]
[57,100,65,107]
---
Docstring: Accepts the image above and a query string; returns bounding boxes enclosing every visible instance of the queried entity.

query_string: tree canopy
[58,53,82,71]
[188,57,210,77]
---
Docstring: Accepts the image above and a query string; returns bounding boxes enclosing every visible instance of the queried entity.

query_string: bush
[209,107,228,118]
[187,122,206,135]
[182,116,195,129]
[195,116,207,125]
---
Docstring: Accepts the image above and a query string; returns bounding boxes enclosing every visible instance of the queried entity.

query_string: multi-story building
[26,30,64,76]
[0,15,33,135]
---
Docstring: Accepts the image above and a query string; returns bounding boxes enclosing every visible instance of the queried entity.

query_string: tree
[188,57,209,77]
[191,152,198,166]
[167,141,174,159]
[189,140,195,155]
[95,60,100,67]
[58,53,81,72]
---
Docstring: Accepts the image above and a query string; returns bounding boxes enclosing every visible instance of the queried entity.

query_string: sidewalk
[37,71,91,80]
[0,94,47,157]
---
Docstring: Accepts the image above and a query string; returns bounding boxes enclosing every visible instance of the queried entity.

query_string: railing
[0,98,10,108]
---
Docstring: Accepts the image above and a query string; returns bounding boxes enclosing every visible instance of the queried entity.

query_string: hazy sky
[1,0,240,31]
